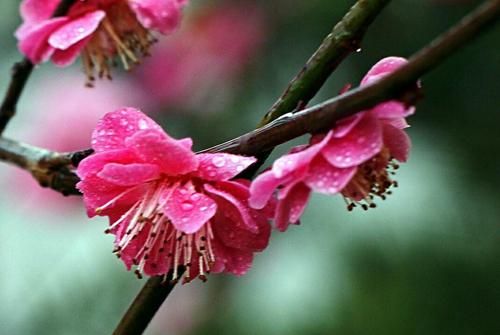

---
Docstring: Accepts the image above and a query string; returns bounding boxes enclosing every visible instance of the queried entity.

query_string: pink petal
[163,183,217,234]
[322,114,383,168]
[385,117,410,129]
[361,57,408,85]
[212,241,254,276]
[383,124,411,162]
[275,182,311,232]
[371,101,413,120]
[196,153,256,181]
[129,0,186,34]
[125,129,198,175]
[48,10,105,50]
[272,131,333,178]
[332,115,363,138]
[51,35,90,66]
[19,0,60,23]
[204,182,257,233]
[77,175,143,217]
[18,17,68,63]
[91,107,164,152]
[303,156,357,194]
[97,163,160,186]
[249,170,285,209]
[77,149,138,179]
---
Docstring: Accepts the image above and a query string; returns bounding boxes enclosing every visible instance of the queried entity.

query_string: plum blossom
[249,57,415,232]
[77,107,270,282]
[136,2,267,111]
[16,0,188,84]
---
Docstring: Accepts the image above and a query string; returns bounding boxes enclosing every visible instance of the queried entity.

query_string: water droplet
[356,48,362,53]
[212,156,226,167]
[190,194,201,201]
[230,156,240,163]
[120,119,128,126]
[199,206,208,212]
[182,217,190,223]
[138,119,148,129]
[181,202,194,211]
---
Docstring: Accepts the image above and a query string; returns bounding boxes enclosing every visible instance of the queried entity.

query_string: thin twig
[112,275,180,335]
[0,0,78,135]
[0,2,497,335]
[241,0,390,178]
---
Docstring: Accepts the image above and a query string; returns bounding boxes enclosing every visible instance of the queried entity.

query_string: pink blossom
[249,57,415,232]
[16,0,188,84]
[76,107,270,282]
[136,3,267,110]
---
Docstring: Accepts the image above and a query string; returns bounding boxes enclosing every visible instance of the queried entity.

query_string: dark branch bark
[0,0,78,135]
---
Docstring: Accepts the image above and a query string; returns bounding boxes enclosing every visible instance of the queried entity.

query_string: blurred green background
[0,0,499,334]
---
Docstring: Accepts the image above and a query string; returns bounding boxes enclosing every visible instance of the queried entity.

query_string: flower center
[341,147,399,210]
[100,180,216,283]
[82,2,156,86]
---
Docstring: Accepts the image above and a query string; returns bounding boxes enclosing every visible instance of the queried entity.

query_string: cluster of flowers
[76,57,415,282]
[15,0,415,283]
[17,0,188,84]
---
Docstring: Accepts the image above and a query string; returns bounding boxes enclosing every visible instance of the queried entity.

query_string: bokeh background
[0,0,499,334]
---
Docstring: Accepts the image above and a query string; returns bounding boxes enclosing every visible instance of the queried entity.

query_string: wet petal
[196,153,256,181]
[48,10,105,50]
[272,131,332,178]
[18,17,68,63]
[92,107,164,152]
[383,124,411,162]
[204,182,257,233]
[304,156,357,194]
[249,170,284,209]
[275,182,311,232]
[126,129,198,175]
[322,114,383,168]
[51,35,90,66]
[163,184,217,234]
[129,0,185,34]
[77,149,137,179]
[212,241,254,276]
[361,57,407,85]
[97,163,160,186]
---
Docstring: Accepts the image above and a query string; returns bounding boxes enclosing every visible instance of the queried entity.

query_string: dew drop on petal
[212,156,226,167]
[138,119,149,129]
[181,202,194,211]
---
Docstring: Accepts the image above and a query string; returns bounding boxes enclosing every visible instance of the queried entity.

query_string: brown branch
[0,0,78,135]
[0,2,497,335]
[241,0,391,178]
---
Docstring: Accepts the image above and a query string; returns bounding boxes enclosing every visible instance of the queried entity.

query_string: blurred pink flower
[77,108,270,282]
[137,3,267,110]
[16,0,188,83]
[8,72,142,213]
[250,57,415,231]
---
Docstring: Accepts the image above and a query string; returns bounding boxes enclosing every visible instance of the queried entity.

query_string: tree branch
[0,0,78,135]
[259,0,391,127]
[0,2,497,335]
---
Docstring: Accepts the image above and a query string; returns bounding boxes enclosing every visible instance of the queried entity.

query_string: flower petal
[322,114,383,168]
[303,156,357,194]
[275,182,311,232]
[196,153,256,181]
[126,129,198,175]
[91,107,164,152]
[51,35,90,66]
[249,170,285,209]
[361,56,407,85]
[204,182,257,233]
[97,163,160,186]
[77,149,137,179]
[129,0,185,34]
[383,124,411,162]
[212,242,254,276]
[17,17,68,63]
[371,100,413,120]
[163,183,217,234]
[19,0,60,23]
[272,131,333,178]
[48,10,105,50]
